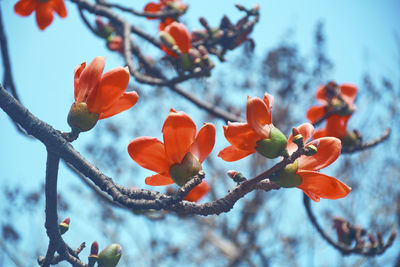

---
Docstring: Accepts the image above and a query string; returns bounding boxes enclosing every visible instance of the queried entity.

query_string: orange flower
[279,123,351,202]
[218,93,287,161]
[14,0,67,30]
[184,180,210,202]
[313,114,350,139]
[144,0,187,20]
[306,82,357,124]
[128,109,215,186]
[68,56,138,132]
[160,22,192,58]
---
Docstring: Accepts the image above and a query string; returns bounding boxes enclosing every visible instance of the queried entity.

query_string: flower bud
[67,102,99,133]
[169,152,202,186]
[58,217,70,235]
[88,241,99,267]
[227,170,246,183]
[180,53,193,71]
[97,244,122,267]
[255,127,288,159]
[292,134,304,148]
[305,144,318,156]
[272,161,302,188]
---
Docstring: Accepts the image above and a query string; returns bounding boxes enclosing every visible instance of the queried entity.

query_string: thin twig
[341,128,391,153]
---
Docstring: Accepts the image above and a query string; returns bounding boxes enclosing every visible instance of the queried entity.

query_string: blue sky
[1,0,399,265]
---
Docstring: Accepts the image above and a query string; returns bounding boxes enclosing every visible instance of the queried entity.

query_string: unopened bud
[305,145,318,156]
[169,152,202,186]
[199,17,209,29]
[292,134,304,148]
[227,170,246,183]
[159,31,177,50]
[58,217,70,235]
[88,241,99,267]
[98,244,122,267]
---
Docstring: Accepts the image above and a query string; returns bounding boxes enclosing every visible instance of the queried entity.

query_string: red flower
[68,56,138,134]
[14,0,67,30]
[218,93,287,161]
[184,181,210,202]
[144,0,187,20]
[160,22,192,58]
[280,123,352,202]
[313,114,350,139]
[128,109,215,186]
[306,82,357,124]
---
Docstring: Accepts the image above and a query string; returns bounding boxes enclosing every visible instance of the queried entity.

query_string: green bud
[180,53,193,71]
[292,134,304,148]
[58,217,70,235]
[272,161,302,188]
[305,144,318,156]
[169,152,202,186]
[98,244,122,267]
[255,127,288,159]
[341,130,362,147]
[67,102,99,133]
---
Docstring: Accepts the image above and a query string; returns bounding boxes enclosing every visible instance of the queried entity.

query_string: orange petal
[36,3,53,30]
[144,2,162,19]
[52,0,67,18]
[246,96,272,138]
[306,105,326,124]
[218,145,254,162]
[324,114,350,139]
[74,62,86,102]
[184,181,210,202]
[297,137,341,171]
[159,17,174,31]
[340,83,357,106]
[262,92,274,110]
[297,170,351,202]
[145,174,174,186]
[128,137,171,174]
[75,56,105,108]
[315,85,327,103]
[99,91,139,119]
[88,66,130,114]
[287,123,314,154]
[312,128,326,139]
[162,110,196,163]
[14,0,37,16]
[166,22,192,53]
[223,122,259,150]
[190,123,216,163]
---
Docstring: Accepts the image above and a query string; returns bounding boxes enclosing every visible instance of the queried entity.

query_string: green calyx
[255,127,288,159]
[169,152,202,186]
[272,160,302,188]
[67,102,99,133]
[180,53,193,71]
[159,31,177,50]
[98,244,122,267]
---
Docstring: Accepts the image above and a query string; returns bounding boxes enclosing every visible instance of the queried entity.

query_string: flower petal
[297,137,341,171]
[190,123,216,163]
[297,170,351,202]
[246,96,271,138]
[184,181,210,202]
[223,122,259,150]
[145,174,174,186]
[99,91,139,119]
[306,105,326,124]
[88,66,130,114]
[340,83,357,106]
[287,123,314,154]
[324,114,350,139]
[162,110,196,163]
[312,128,326,139]
[144,2,162,19]
[14,0,37,16]
[52,0,67,18]
[74,62,86,102]
[36,3,54,30]
[315,85,327,103]
[128,137,171,174]
[166,22,192,53]
[75,56,105,108]
[218,145,254,162]
[263,92,274,109]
